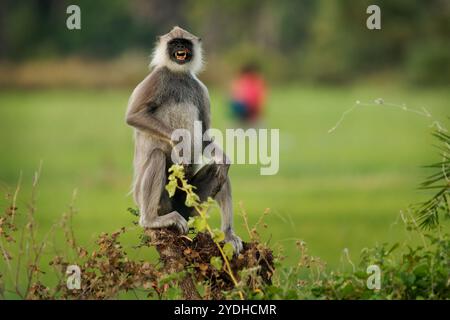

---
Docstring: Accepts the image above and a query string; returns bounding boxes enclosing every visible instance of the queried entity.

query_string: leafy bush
[267,218,449,300]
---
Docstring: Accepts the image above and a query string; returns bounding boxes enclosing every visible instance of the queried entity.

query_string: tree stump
[145,228,201,300]
[145,227,274,300]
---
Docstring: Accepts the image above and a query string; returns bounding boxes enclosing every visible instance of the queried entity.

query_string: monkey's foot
[225,231,243,254]
[140,211,188,234]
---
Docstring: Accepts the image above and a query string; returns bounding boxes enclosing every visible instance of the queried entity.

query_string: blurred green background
[0,0,449,282]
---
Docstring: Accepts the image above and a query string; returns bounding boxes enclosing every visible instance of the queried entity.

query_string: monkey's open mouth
[174,49,188,61]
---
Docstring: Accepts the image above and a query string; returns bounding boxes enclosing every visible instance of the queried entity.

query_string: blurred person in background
[229,63,267,127]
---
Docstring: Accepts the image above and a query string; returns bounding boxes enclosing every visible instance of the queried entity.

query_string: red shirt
[231,73,266,117]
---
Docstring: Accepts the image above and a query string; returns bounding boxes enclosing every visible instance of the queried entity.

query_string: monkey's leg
[139,149,188,234]
[171,163,227,219]
[184,163,243,253]
[215,177,243,253]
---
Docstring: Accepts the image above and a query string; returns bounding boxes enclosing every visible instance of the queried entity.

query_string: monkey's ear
[155,35,161,42]
[197,37,202,42]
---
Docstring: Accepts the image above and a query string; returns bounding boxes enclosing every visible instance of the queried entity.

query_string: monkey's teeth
[175,50,187,61]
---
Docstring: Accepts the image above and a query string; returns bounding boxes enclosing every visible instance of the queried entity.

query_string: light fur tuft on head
[150,26,204,75]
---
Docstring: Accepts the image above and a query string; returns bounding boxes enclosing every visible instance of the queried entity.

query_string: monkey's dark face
[167,38,193,64]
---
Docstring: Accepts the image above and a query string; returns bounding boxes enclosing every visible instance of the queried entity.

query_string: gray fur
[125,27,242,253]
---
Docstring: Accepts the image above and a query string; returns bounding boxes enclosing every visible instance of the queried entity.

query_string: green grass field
[0,84,448,280]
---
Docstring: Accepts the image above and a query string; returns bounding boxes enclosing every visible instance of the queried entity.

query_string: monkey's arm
[126,105,174,145]
[126,74,174,146]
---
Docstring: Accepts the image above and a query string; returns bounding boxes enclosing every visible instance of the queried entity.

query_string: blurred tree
[301,0,356,83]
[0,0,448,84]
[277,0,316,53]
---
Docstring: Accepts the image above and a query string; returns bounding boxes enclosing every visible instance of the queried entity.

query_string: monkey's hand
[140,211,188,234]
[224,230,243,254]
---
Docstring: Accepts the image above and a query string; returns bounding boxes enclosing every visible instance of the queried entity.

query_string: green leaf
[165,179,178,197]
[223,242,234,260]
[185,193,200,207]
[212,229,225,243]
[413,264,429,277]
[187,216,196,229]
[210,256,223,270]
[189,216,207,232]
[168,164,185,179]
[165,286,182,300]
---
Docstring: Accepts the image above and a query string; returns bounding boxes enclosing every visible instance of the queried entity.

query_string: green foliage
[415,130,450,229]
[212,229,225,243]
[2,0,449,84]
[251,223,449,300]
[302,0,356,83]
[210,256,223,271]
[222,243,235,261]
[188,215,207,232]
[314,230,449,299]
[2,0,158,60]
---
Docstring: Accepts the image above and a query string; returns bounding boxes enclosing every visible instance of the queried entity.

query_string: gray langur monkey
[126,26,243,253]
